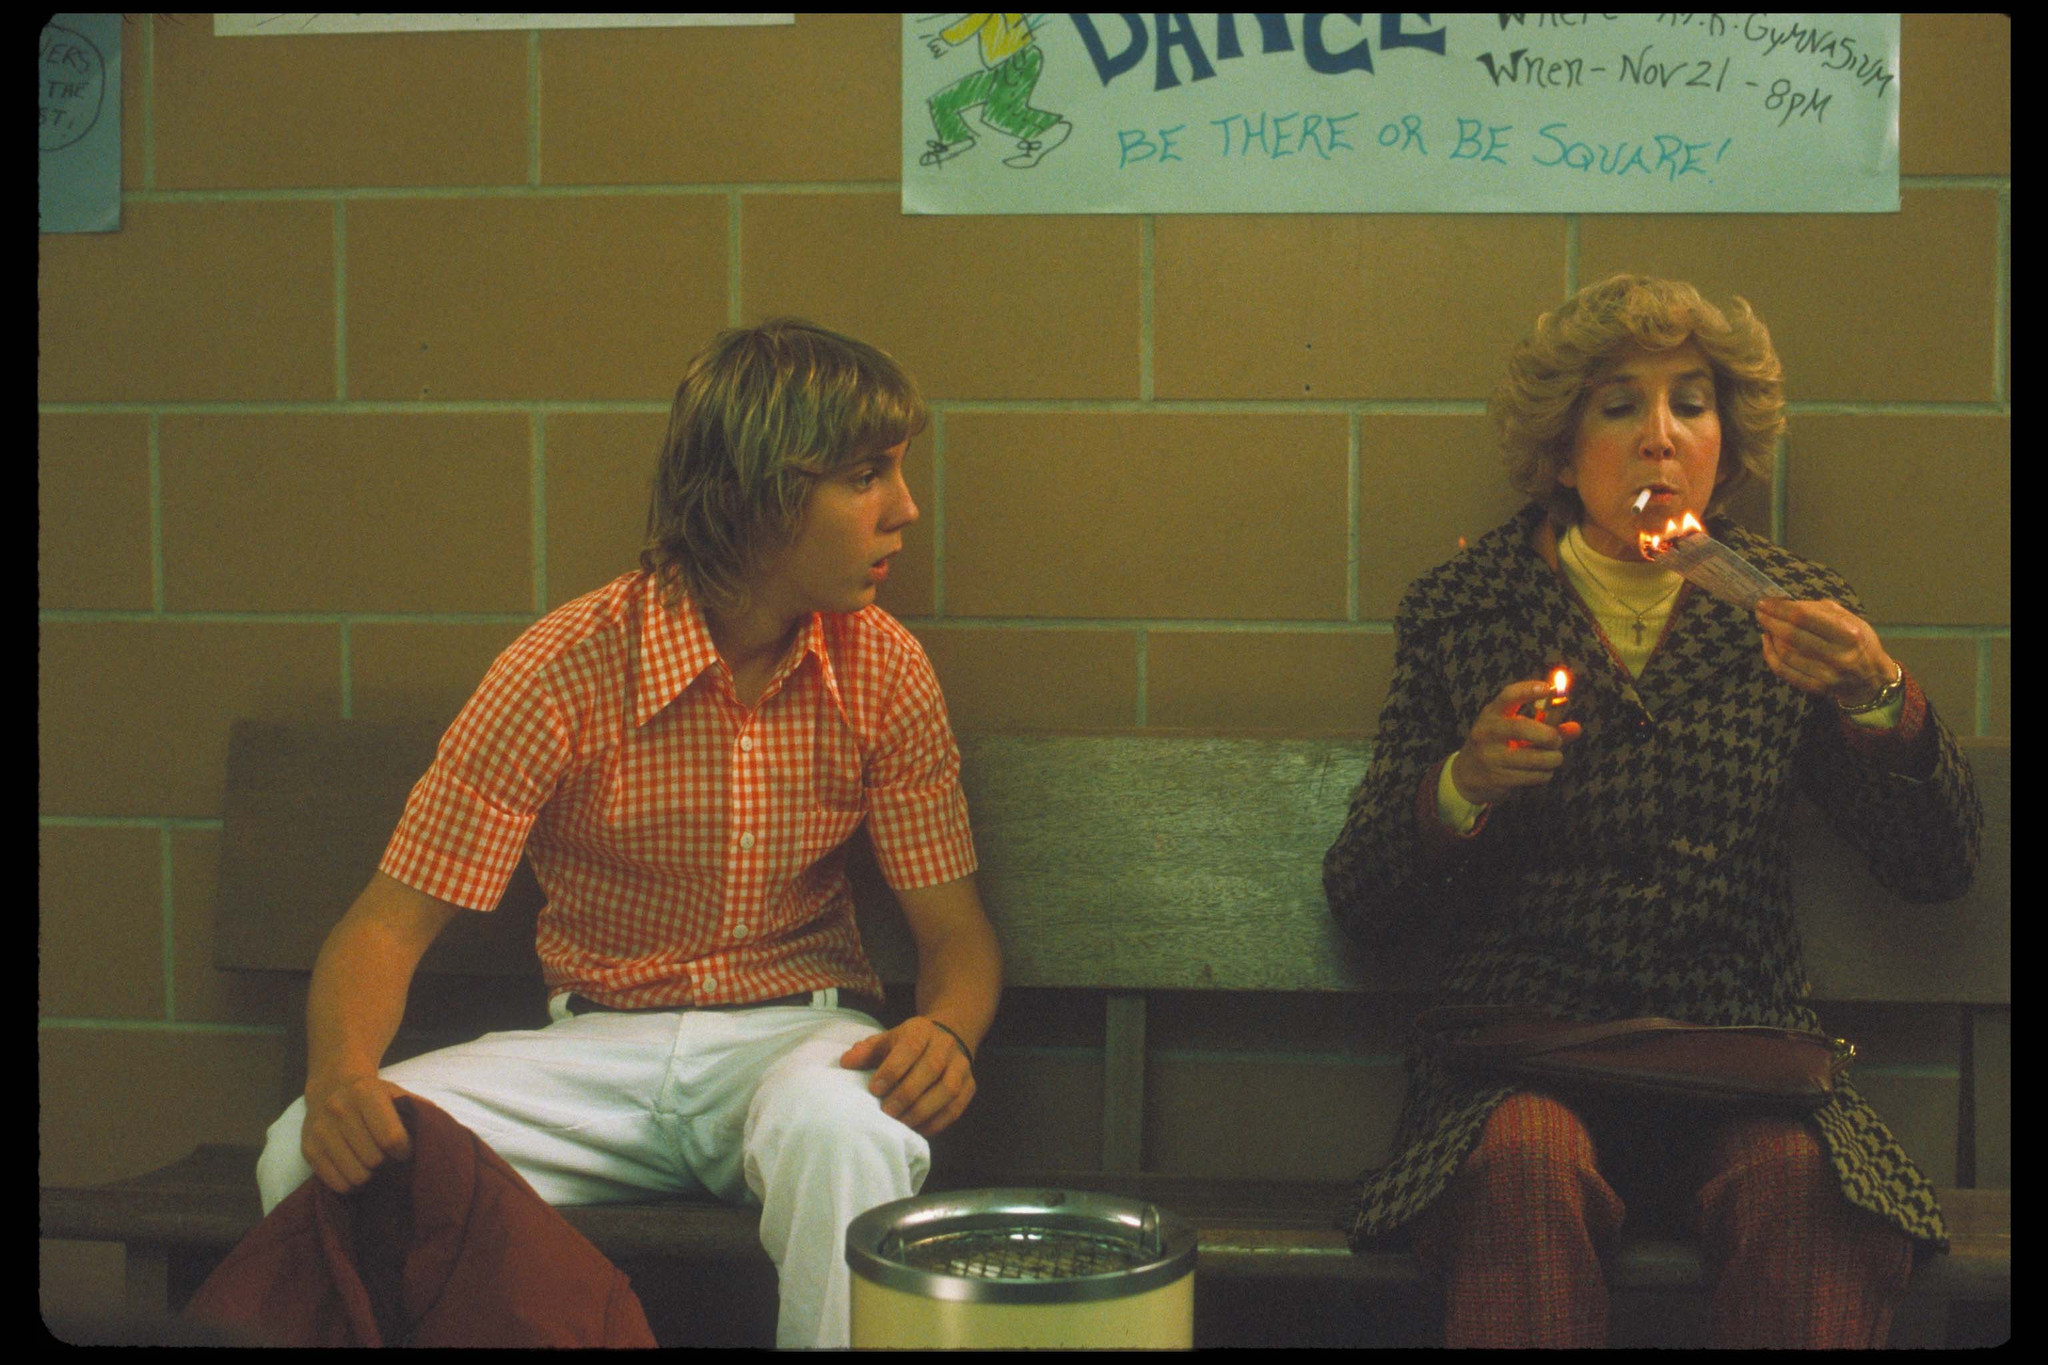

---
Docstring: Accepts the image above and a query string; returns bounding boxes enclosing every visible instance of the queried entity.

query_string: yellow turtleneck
[1555,522,1685,677]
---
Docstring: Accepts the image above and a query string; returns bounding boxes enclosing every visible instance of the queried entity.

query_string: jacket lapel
[1634,586,1762,712]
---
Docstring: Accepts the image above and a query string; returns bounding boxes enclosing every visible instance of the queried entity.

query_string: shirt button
[739,832,755,850]
[733,922,750,938]
[739,737,754,753]
[702,975,719,993]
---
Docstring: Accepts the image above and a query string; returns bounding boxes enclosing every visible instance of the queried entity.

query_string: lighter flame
[1551,667,1570,695]
[1638,510,1706,558]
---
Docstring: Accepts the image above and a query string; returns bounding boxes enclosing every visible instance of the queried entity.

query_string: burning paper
[1638,512,1786,609]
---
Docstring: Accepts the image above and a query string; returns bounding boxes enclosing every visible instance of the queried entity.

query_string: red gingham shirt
[379,571,978,1009]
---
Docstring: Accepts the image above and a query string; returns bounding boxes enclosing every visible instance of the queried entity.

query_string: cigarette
[1632,488,1652,514]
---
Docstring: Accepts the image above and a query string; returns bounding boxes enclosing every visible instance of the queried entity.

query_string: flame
[1638,509,1705,558]
[1534,665,1571,724]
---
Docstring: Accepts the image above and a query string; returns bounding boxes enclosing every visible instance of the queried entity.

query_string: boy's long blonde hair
[642,319,928,615]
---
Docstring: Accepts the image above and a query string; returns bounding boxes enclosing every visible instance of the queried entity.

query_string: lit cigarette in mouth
[1632,488,1653,514]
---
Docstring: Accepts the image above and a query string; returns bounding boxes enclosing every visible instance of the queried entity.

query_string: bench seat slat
[41,1145,2008,1299]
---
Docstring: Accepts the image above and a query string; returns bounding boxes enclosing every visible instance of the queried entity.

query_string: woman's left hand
[1755,597,1898,707]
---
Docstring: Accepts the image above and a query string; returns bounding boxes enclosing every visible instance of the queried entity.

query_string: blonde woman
[1324,276,1980,1348]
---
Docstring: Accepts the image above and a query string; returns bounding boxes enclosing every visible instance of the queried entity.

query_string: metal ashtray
[846,1188,1198,1348]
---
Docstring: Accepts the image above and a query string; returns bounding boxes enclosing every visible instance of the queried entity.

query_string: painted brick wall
[39,13,2008,1326]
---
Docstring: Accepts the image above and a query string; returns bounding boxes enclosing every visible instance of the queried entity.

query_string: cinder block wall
[40,13,2007,1321]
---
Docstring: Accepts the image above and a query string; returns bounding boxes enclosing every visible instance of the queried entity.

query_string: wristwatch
[1836,661,1905,715]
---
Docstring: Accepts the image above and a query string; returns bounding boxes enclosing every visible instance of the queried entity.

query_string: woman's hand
[1449,679,1583,807]
[1755,598,1898,707]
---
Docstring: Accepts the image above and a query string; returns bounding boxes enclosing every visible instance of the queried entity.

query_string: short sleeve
[862,641,978,892]
[378,655,574,912]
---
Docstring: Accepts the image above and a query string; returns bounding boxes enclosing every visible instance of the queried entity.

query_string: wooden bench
[41,720,2011,1347]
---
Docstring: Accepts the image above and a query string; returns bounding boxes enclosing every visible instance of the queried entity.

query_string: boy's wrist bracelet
[927,1018,974,1069]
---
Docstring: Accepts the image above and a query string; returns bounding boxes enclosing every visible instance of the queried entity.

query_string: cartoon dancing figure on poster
[920,14,1072,169]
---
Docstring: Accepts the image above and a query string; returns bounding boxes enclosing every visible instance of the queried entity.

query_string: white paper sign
[903,13,1899,215]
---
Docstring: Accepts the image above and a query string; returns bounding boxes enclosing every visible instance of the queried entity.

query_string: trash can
[846,1188,1198,1348]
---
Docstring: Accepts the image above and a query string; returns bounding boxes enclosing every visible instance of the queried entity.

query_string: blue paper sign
[40,14,122,234]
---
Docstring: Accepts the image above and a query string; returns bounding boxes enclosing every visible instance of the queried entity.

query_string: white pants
[256,992,930,1349]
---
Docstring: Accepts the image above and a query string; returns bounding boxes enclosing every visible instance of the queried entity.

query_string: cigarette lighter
[1532,666,1572,728]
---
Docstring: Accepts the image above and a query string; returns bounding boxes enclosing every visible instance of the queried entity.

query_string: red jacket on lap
[183,1096,655,1347]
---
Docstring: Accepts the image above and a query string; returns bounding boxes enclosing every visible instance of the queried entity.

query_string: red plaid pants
[1408,1090,1916,1348]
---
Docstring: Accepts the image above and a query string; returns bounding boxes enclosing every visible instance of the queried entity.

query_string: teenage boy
[253,319,1002,1349]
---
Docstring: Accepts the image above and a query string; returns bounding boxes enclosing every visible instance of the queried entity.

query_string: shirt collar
[633,575,852,728]
[793,612,853,727]
[635,577,721,728]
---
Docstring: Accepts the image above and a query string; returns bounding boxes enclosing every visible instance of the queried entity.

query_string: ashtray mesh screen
[896,1225,1140,1281]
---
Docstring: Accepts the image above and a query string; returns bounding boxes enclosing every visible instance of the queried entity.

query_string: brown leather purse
[1415,1006,1856,1113]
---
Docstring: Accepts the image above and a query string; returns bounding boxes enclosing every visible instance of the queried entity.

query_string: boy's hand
[840,1016,976,1137]
[302,1073,414,1193]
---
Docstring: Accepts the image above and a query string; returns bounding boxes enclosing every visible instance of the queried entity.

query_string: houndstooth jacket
[1323,504,1981,1254]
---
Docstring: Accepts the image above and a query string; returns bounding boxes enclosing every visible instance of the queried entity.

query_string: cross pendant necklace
[1564,530,1677,650]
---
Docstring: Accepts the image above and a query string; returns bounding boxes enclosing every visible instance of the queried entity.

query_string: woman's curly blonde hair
[1492,275,1784,528]
[641,318,927,616]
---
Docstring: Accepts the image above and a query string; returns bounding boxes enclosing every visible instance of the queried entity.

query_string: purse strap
[1415,1006,1840,1062]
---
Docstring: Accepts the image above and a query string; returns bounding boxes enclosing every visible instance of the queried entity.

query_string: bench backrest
[215,720,2010,1005]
